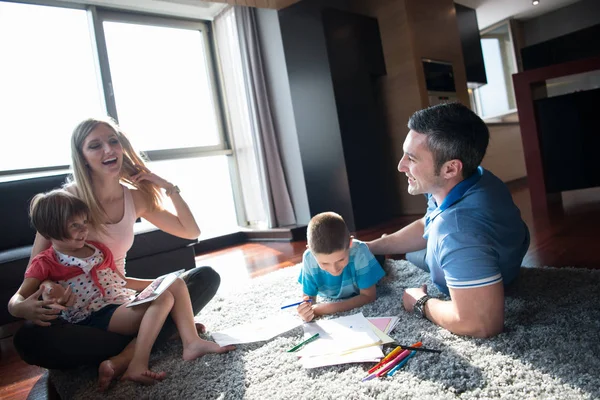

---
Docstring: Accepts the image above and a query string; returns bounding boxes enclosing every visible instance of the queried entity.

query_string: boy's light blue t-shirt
[298,239,385,299]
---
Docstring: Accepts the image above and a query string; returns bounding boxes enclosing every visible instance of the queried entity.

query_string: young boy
[297,212,385,322]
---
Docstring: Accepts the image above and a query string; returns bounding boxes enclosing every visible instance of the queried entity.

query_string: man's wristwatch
[414,295,432,319]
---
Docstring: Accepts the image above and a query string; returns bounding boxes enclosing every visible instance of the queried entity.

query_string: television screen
[422,60,456,93]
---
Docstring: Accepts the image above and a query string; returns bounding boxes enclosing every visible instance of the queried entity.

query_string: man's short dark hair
[408,102,489,178]
[307,212,350,255]
[30,189,90,241]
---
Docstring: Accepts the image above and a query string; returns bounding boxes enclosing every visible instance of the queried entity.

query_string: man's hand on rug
[403,284,428,312]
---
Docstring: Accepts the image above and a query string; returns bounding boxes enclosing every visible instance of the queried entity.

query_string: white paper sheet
[211,314,302,347]
[299,346,382,369]
[295,313,384,367]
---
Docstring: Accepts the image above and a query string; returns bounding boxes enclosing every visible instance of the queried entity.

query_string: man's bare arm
[405,282,505,338]
[366,217,427,255]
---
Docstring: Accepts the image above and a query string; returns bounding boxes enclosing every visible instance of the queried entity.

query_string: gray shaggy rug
[49,260,600,399]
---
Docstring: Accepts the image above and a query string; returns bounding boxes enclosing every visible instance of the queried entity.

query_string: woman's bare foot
[169,322,207,341]
[121,363,167,385]
[97,360,116,392]
[182,338,236,361]
[98,357,129,392]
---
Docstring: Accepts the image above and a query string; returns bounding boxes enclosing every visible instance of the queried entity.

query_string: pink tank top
[86,186,136,275]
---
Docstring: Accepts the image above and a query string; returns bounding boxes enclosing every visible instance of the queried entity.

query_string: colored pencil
[367,345,405,374]
[287,333,319,352]
[375,348,413,377]
[387,351,417,376]
[281,299,312,309]
[361,341,421,382]
[391,344,442,354]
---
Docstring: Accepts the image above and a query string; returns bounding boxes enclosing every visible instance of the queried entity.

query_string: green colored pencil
[287,333,320,352]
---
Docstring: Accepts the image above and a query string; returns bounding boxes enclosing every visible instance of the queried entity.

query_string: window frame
[1,0,248,229]
[471,19,520,120]
[93,9,233,160]
[0,0,234,175]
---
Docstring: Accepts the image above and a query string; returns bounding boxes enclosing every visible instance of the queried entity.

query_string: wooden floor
[1,180,599,400]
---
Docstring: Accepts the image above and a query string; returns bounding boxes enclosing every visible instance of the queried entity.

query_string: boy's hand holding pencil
[294,296,315,322]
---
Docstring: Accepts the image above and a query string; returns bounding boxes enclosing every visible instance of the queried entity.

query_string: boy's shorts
[75,304,120,331]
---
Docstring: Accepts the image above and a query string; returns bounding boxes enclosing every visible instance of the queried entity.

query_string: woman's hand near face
[130,171,173,191]
[131,170,201,240]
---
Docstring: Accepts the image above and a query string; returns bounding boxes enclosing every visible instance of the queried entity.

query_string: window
[0,1,242,237]
[471,21,518,119]
[102,18,222,150]
[0,2,104,173]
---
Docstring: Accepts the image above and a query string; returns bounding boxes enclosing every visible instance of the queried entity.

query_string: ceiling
[454,0,583,29]
[60,0,303,19]
[61,0,584,26]
[60,0,228,20]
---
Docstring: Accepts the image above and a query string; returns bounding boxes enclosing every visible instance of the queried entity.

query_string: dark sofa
[0,173,198,326]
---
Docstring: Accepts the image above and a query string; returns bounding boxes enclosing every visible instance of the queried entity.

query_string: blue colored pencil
[281,299,312,309]
[387,351,417,376]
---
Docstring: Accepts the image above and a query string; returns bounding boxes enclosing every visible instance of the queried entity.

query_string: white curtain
[214,6,296,228]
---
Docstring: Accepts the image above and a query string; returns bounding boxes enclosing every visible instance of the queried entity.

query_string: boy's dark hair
[30,189,90,241]
[408,102,489,178]
[307,212,350,255]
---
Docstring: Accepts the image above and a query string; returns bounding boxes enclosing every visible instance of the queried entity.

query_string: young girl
[10,189,230,385]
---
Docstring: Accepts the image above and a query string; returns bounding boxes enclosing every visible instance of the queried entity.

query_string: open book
[126,269,185,308]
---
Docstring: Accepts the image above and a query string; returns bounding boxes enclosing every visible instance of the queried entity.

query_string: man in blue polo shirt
[367,102,529,338]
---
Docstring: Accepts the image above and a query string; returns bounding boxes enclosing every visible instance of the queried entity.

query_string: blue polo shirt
[424,167,529,296]
[298,239,385,299]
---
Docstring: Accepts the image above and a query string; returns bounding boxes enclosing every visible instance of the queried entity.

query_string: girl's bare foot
[121,363,167,385]
[182,338,235,361]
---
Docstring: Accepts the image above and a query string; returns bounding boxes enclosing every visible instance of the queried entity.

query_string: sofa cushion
[0,173,69,252]
[129,223,197,259]
[0,173,198,326]
[0,246,31,290]
[125,246,196,279]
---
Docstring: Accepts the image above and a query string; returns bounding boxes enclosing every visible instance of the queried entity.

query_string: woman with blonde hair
[12,116,233,390]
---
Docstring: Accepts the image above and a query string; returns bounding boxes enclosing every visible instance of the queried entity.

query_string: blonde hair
[30,189,90,241]
[69,116,162,231]
[307,212,350,255]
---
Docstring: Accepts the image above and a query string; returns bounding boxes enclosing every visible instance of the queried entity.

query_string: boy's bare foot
[121,364,167,385]
[182,338,236,361]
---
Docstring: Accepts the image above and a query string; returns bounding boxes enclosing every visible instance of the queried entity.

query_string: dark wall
[278,1,357,230]
[321,8,394,230]
[521,24,600,71]
[454,3,487,86]
[522,0,600,47]
[520,0,600,70]
[536,88,600,194]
